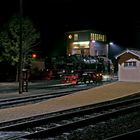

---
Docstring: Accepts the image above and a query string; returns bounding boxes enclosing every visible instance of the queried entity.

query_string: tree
[0,15,40,81]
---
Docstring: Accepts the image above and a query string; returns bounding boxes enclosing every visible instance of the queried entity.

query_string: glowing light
[68,34,72,39]
[109,42,113,45]
[73,41,89,45]
[32,53,37,58]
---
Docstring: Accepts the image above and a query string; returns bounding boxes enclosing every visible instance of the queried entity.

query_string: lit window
[90,33,94,40]
[74,34,78,41]
[124,61,137,67]
[100,35,103,41]
[97,34,99,40]
[102,35,105,42]
[94,34,97,40]
[98,34,100,40]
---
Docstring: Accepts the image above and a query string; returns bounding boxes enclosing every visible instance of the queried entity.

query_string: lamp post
[107,42,113,58]
[106,42,114,74]
[19,0,23,94]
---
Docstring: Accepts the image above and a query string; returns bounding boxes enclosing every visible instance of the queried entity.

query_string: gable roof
[115,49,140,59]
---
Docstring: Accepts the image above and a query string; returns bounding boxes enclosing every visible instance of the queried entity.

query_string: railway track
[0,80,115,109]
[0,83,95,109]
[105,129,140,139]
[0,95,140,139]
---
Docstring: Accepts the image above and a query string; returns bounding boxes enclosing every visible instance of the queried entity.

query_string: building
[66,30,108,56]
[116,49,140,82]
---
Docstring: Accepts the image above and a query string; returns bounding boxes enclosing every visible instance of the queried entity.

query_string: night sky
[0,0,140,56]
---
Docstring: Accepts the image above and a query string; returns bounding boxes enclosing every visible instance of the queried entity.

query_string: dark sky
[0,0,140,56]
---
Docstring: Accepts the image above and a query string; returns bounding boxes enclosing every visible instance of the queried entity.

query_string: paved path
[0,81,140,123]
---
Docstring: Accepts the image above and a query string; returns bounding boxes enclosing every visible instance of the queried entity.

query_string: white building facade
[116,49,140,82]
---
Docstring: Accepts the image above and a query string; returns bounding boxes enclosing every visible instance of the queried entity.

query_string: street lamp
[107,42,114,58]
[109,42,113,45]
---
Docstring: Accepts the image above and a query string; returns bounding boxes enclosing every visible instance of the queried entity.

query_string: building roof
[66,29,105,34]
[115,49,140,64]
[115,49,140,59]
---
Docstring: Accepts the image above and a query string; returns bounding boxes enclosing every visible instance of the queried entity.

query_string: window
[90,33,94,40]
[124,61,136,67]
[92,33,106,42]
[74,34,78,41]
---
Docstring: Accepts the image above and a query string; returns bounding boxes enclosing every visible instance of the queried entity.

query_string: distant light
[32,53,37,59]
[68,34,72,39]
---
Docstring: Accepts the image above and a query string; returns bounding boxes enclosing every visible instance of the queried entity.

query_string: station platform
[0,81,140,123]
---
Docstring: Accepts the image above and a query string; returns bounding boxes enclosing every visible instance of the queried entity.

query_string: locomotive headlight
[102,74,111,81]
[71,70,74,73]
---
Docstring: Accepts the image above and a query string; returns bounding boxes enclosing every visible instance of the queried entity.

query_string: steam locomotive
[44,54,113,84]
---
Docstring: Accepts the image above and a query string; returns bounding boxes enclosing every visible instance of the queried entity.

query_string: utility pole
[19,0,23,94]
